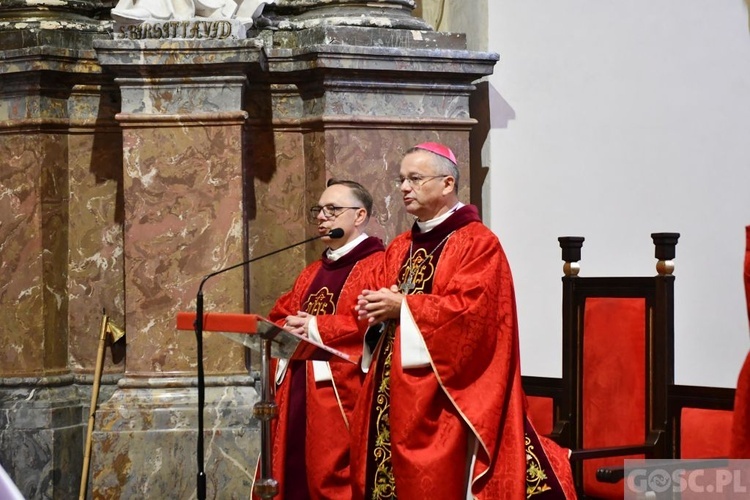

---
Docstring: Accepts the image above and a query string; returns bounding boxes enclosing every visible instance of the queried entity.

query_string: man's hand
[285,311,312,336]
[356,285,403,325]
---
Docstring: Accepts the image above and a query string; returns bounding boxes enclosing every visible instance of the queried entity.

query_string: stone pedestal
[0,0,113,51]
[0,377,82,498]
[90,376,259,498]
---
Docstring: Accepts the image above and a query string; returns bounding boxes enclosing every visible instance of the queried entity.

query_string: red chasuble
[731,225,750,458]
[255,237,384,500]
[349,206,575,499]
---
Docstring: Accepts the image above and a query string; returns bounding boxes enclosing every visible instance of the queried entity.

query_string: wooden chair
[554,233,680,498]
[593,385,735,493]
[595,226,746,489]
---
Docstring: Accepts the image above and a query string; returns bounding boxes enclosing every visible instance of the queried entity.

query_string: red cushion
[527,396,555,436]
[680,407,734,500]
[682,407,733,459]
[582,297,647,498]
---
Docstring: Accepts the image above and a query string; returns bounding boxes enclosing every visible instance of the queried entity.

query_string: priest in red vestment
[352,143,576,499]
[253,179,385,500]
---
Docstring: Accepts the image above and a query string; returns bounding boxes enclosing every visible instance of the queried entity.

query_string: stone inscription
[117,20,244,40]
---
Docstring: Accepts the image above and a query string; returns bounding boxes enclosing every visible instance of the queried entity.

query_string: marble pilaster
[0,38,121,498]
[90,38,265,498]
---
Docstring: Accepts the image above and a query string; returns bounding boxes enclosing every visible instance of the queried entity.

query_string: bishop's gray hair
[404,147,460,191]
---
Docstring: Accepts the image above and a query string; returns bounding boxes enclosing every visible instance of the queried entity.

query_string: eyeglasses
[309,205,362,221]
[394,175,448,188]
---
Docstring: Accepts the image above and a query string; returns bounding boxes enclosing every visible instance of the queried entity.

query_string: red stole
[303,237,385,314]
[396,206,480,295]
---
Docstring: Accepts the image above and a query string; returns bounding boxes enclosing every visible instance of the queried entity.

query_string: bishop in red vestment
[353,144,576,499]
[253,180,384,500]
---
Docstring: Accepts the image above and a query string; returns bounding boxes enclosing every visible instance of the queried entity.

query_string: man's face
[315,184,366,250]
[398,151,451,221]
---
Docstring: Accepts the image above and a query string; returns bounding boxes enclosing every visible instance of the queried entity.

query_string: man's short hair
[404,146,460,191]
[326,178,374,217]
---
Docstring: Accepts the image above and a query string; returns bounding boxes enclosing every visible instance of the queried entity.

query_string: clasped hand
[356,285,404,325]
[284,311,312,336]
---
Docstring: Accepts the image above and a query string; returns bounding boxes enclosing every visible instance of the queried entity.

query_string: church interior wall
[483,0,750,387]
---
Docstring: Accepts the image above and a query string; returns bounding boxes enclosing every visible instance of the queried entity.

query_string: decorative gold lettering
[117,20,238,40]
[217,21,232,39]
[178,21,189,38]
[304,288,336,316]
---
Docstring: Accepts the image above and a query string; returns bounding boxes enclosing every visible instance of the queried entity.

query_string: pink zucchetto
[413,142,457,165]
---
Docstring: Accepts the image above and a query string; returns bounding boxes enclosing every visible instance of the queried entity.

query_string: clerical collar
[416,202,465,233]
[326,233,368,261]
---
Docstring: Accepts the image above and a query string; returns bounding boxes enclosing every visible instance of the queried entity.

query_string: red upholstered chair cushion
[582,297,647,499]
[681,407,733,459]
[680,408,734,500]
[527,395,555,437]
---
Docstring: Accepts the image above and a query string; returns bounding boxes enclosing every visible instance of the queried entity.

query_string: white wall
[485,1,750,387]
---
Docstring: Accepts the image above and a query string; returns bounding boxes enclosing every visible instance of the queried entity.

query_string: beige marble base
[89,376,260,499]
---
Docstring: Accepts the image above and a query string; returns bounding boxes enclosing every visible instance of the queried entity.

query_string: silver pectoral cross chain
[399,273,417,294]
[397,231,454,295]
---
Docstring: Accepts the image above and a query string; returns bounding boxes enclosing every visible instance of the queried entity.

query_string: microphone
[198,227,345,291]
[192,227,343,500]
[327,227,345,239]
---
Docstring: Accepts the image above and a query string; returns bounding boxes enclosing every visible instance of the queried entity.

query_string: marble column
[89,39,266,498]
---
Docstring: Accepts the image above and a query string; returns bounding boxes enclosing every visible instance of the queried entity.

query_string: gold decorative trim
[562,261,580,277]
[656,259,674,276]
[525,435,552,498]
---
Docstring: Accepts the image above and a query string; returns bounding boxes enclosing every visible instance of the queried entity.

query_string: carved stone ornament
[111,0,273,25]
[111,0,274,39]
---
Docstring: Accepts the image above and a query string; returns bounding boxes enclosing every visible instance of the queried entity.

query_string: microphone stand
[193,229,342,500]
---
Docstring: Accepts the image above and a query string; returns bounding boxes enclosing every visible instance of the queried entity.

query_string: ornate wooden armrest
[569,429,663,461]
[549,420,569,442]
[596,466,625,483]
[569,443,654,461]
